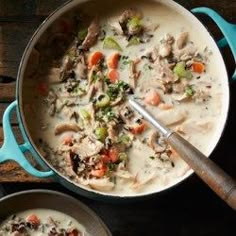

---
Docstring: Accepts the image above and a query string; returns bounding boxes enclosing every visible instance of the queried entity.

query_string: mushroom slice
[54,123,81,135]
[88,178,115,192]
[82,18,100,50]
[72,136,104,159]
[148,131,167,153]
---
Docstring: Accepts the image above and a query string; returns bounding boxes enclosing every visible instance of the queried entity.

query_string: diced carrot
[26,214,40,226]
[130,122,146,135]
[91,161,107,177]
[67,229,80,236]
[61,133,73,145]
[91,168,106,177]
[107,52,120,69]
[108,147,119,163]
[192,62,205,73]
[101,154,110,164]
[88,51,104,69]
[145,90,161,106]
[37,82,48,96]
[107,69,119,83]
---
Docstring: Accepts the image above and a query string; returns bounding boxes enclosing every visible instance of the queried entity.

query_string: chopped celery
[127,36,141,47]
[119,153,128,162]
[78,28,88,42]
[96,94,110,108]
[103,37,122,51]
[118,134,131,145]
[80,108,91,120]
[95,127,108,142]
[185,86,194,96]
[173,62,193,79]
[127,16,142,33]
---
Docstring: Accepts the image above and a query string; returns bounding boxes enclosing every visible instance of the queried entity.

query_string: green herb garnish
[185,86,195,97]
[96,107,117,122]
[143,63,153,71]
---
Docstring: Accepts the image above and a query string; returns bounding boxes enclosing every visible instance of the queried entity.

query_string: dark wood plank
[0,0,37,17]
[0,83,16,102]
[0,103,18,125]
[36,0,67,16]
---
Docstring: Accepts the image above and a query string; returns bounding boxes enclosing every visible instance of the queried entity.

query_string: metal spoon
[129,98,236,210]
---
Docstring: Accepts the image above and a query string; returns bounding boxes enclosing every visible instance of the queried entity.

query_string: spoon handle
[168,132,236,210]
[128,98,236,210]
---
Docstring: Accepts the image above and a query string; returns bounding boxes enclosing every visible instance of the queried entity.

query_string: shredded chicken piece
[72,136,104,159]
[54,123,81,135]
[176,32,189,49]
[88,178,115,191]
[129,59,141,88]
[107,121,118,142]
[74,55,87,80]
[158,103,173,110]
[132,168,158,189]
[177,120,213,135]
[159,43,172,58]
[157,109,188,126]
[82,18,100,50]
[115,170,133,179]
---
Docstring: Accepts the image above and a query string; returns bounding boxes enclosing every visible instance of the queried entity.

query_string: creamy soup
[0,209,88,235]
[22,0,224,196]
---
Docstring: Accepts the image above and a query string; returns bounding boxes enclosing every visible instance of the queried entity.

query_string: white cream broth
[0,208,88,235]
[22,0,227,196]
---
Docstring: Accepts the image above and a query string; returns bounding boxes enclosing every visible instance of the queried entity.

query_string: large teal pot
[0,0,236,201]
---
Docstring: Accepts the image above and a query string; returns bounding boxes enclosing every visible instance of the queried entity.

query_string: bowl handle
[0,101,54,178]
[191,7,236,81]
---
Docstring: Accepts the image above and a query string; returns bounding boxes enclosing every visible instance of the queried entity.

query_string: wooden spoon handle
[168,132,236,210]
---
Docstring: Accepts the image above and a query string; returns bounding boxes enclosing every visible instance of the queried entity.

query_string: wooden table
[0,1,236,235]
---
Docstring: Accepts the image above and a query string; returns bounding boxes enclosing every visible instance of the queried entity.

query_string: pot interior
[18,0,229,198]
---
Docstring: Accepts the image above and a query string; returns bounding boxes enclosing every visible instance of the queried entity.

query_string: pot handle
[191,7,236,80]
[0,100,54,178]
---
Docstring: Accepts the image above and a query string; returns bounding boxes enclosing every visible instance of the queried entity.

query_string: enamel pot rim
[15,0,230,201]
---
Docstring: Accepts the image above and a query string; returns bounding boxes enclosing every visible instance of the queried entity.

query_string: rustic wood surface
[0,1,236,235]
